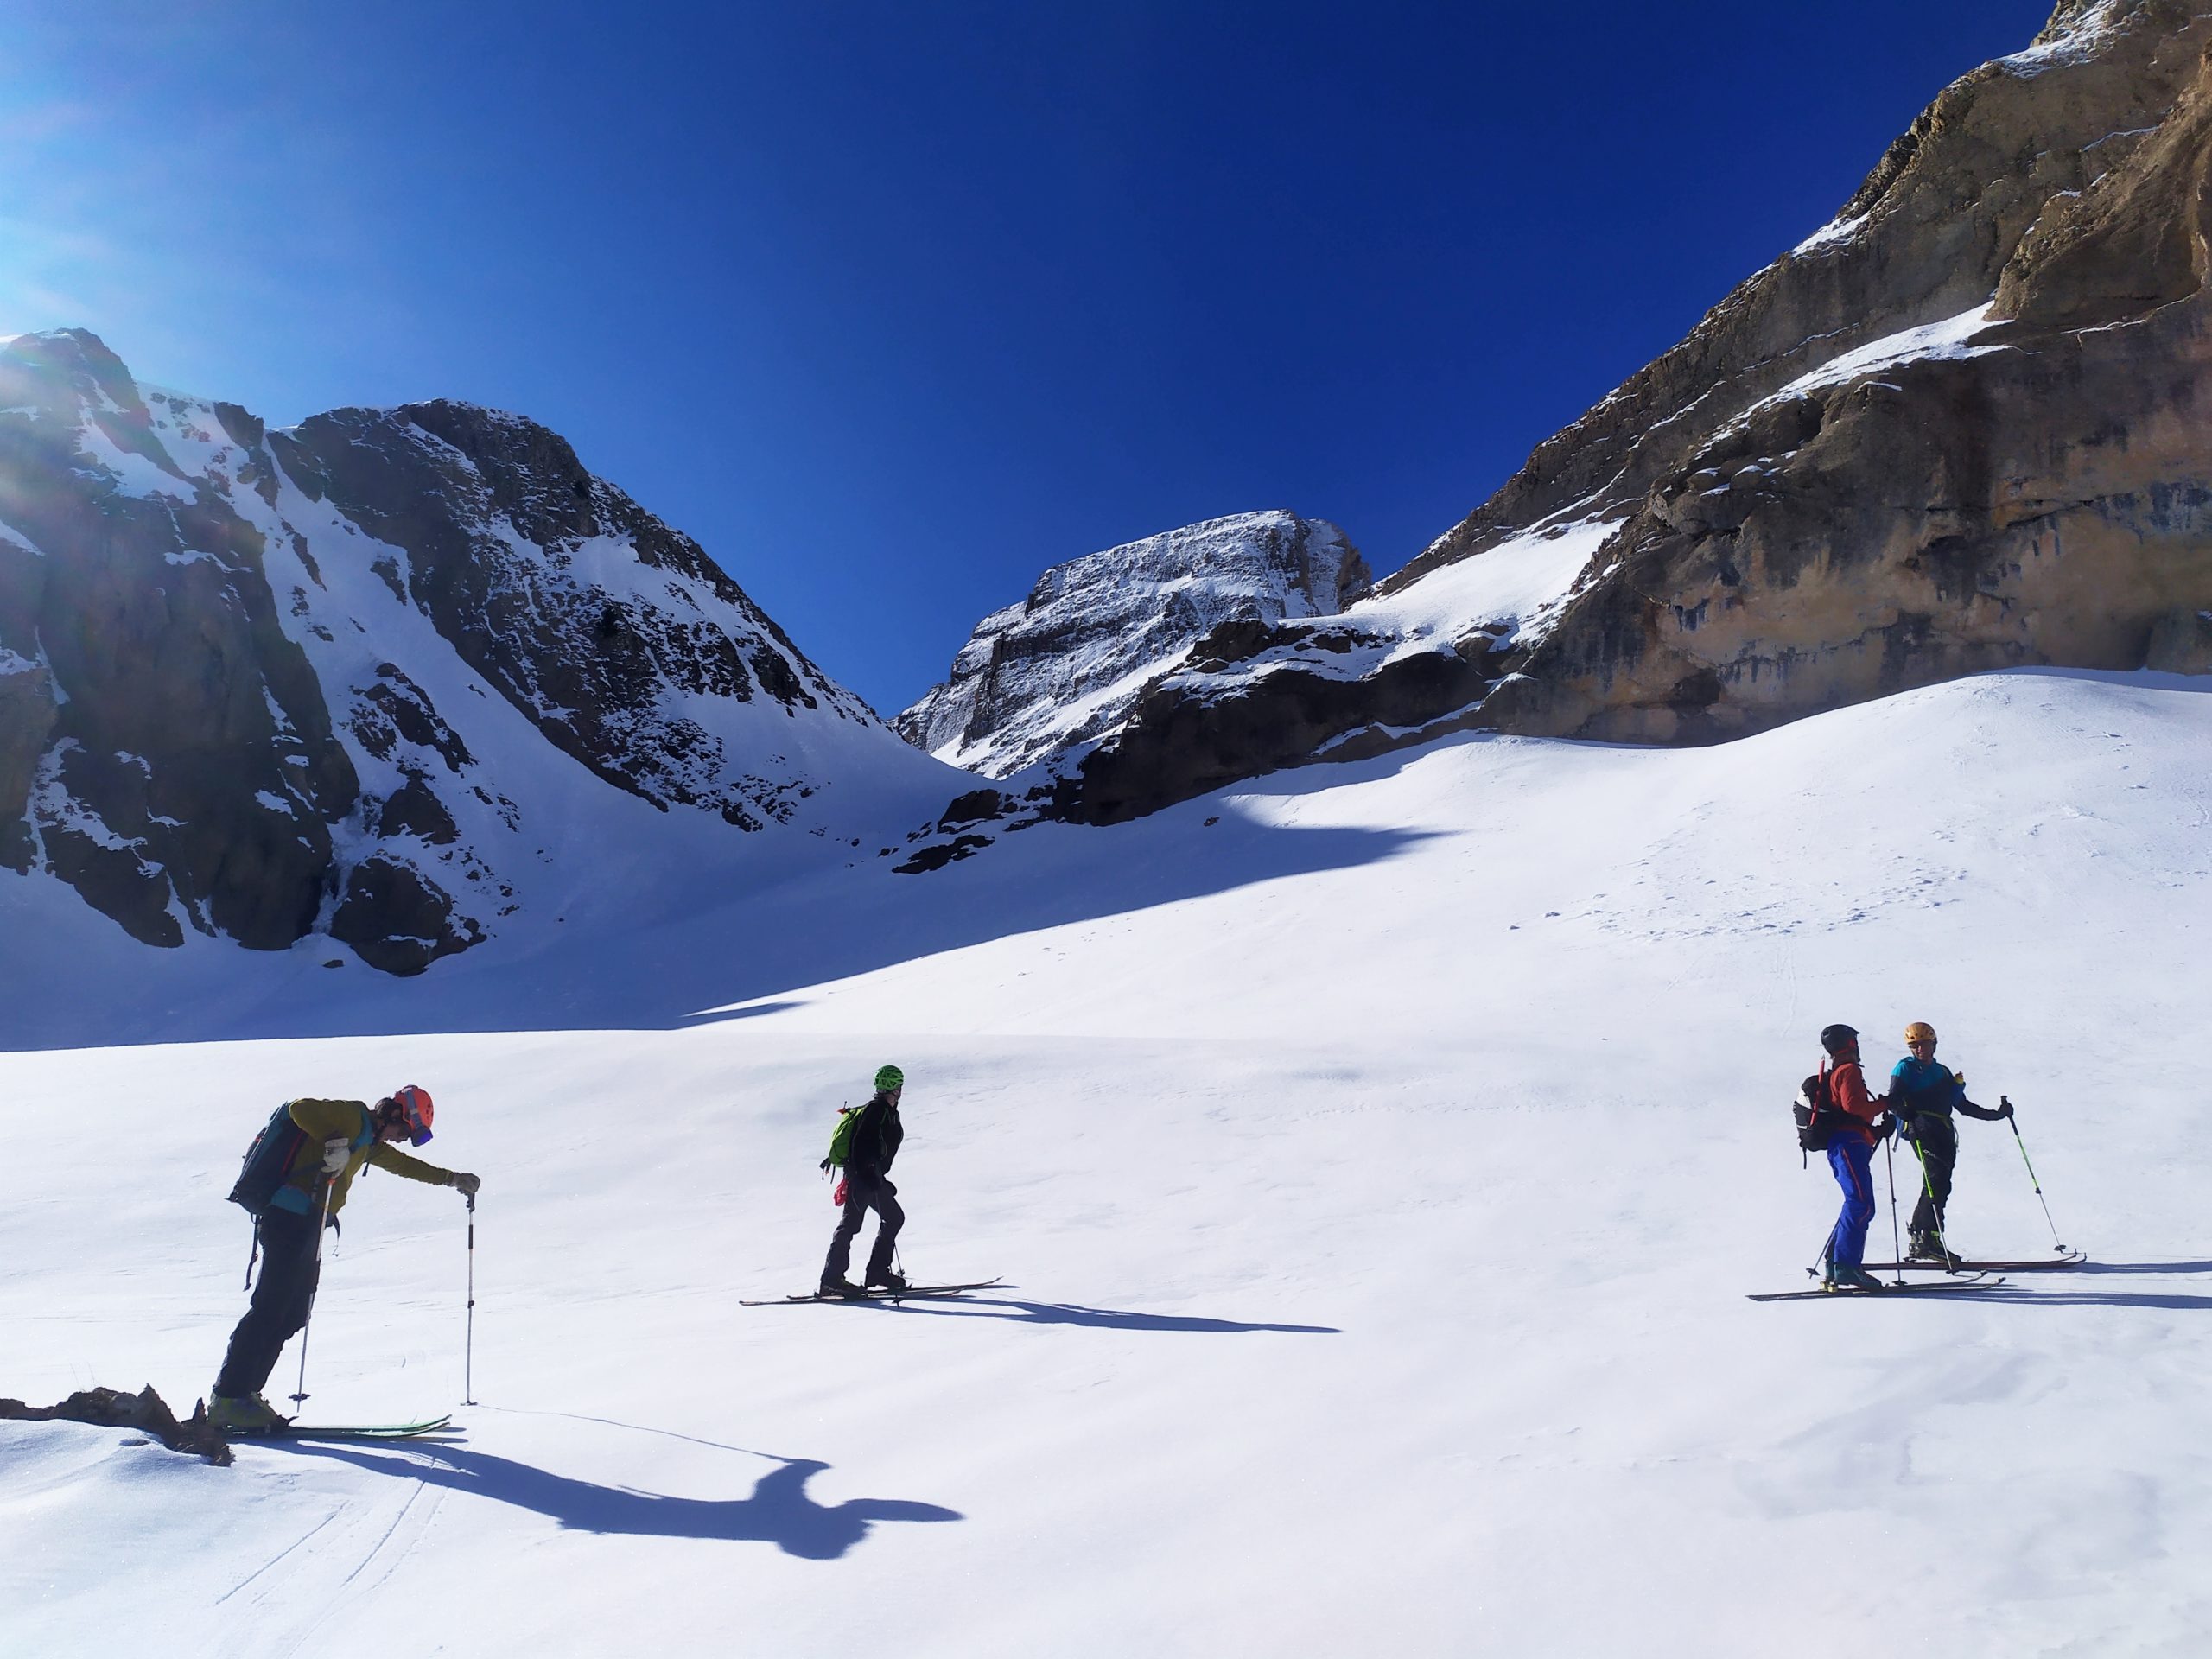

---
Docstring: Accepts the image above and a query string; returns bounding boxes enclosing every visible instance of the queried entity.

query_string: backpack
[227,1103,308,1217]
[820,1104,861,1173]
[1792,1066,1847,1154]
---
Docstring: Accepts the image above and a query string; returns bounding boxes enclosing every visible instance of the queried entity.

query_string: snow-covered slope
[3,667,2209,1656]
[0,331,969,976]
[894,511,1367,777]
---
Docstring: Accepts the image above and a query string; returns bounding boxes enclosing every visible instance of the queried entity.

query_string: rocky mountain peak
[895,510,1368,778]
[915,0,2212,830]
[0,336,958,973]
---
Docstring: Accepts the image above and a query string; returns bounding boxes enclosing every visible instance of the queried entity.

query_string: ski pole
[464,1192,477,1407]
[1809,1216,1840,1281]
[2004,1099,2069,1252]
[290,1177,337,1406]
[1882,1128,1905,1287]
[244,1218,261,1292]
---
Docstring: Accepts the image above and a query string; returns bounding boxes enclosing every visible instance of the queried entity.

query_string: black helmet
[1819,1023,1860,1056]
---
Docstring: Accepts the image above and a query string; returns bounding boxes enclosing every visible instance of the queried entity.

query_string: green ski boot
[208,1392,288,1433]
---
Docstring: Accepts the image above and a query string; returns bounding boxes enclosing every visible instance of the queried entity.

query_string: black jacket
[847,1090,905,1179]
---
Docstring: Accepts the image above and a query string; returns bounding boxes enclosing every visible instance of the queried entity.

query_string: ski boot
[208,1392,289,1433]
[817,1277,866,1300]
[1907,1232,1948,1262]
[864,1269,908,1292]
[1827,1265,1885,1293]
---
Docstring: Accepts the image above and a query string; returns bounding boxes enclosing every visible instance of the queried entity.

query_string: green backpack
[820,1104,861,1172]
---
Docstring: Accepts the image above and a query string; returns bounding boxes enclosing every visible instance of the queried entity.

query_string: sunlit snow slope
[3,667,2209,1657]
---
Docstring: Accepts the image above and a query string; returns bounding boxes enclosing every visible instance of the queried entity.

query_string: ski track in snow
[3,667,2212,1654]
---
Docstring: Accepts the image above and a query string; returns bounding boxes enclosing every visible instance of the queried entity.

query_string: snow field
[3,667,2212,1655]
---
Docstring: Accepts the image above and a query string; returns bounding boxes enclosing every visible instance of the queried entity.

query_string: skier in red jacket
[1811,1023,1891,1290]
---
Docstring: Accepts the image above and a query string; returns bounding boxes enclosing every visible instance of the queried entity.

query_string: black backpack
[1792,1066,1846,1154]
[226,1103,308,1217]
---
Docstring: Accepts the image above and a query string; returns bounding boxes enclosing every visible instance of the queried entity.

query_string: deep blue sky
[3,1,2053,715]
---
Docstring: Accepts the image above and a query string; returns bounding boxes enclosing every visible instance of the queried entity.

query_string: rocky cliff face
[894,511,1369,778]
[0,331,956,971]
[1019,0,2212,822]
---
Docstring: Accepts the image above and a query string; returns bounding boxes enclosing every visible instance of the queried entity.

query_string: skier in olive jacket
[820,1065,908,1297]
[210,1086,480,1432]
[1889,1020,2012,1261]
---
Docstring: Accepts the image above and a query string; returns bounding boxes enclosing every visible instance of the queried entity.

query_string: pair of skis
[740,1278,1004,1307]
[1748,1274,2006,1303]
[225,1412,457,1442]
[1749,1252,2088,1302]
[1862,1252,2086,1272]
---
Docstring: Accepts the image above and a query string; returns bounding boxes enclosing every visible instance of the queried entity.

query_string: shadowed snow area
[4,667,2212,1655]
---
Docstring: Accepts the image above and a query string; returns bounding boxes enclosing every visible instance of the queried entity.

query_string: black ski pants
[1908,1116,1959,1242]
[215,1209,323,1397]
[823,1170,904,1285]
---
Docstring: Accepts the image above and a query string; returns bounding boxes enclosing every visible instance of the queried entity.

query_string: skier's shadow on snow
[264,1442,959,1558]
[2074,1259,2212,1276]
[853,1295,1340,1334]
[1974,1289,2212,1310]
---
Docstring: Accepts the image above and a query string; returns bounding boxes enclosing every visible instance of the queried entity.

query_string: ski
[1748,1275,2005,1303]
[1863,1254,2085,1272]
[228,1414,455,1440]
[741,1279,1005,1306]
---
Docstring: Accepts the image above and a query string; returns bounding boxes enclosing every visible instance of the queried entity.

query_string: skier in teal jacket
[1889,1021,2011,1260]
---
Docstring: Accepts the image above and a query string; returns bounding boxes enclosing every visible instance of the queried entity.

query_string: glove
[1873,1114,1896,1142]
[1999,1097,2014,1119]
[321,1136,351,1175]
[832,1177,849,1206]
[450,1171,481,1197]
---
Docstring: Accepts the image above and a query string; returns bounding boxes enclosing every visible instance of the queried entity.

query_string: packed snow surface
[4,668,2211,1656]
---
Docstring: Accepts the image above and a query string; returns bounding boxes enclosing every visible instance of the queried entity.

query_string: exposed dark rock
[374,771,461,845]
[0,1384,232,1465]
[328,853,483,976]
[937,788,1007,832]
[893,834,993,874]
[1055,648,1496,825]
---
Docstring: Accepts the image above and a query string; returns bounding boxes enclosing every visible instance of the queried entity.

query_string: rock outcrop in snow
[0,331,959,971]
[893,511,1368,778]
[1018,0,2212,823]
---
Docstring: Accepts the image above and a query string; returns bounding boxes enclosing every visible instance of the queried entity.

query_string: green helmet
[874,1064,905,1093]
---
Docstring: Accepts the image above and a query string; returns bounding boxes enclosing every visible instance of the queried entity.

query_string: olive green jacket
[264,1097,457,1218]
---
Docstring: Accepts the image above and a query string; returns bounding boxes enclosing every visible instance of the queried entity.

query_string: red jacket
[1821,1059,1884,1147]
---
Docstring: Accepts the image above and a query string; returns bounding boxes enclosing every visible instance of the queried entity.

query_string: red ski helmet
[385,1084,435,1145]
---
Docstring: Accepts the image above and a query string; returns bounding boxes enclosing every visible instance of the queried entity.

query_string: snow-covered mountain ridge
[0,330,966,974]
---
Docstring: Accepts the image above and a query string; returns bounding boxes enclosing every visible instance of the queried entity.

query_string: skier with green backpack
[818,1065,908,1298]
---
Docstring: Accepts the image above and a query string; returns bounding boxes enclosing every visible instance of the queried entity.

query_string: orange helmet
[386,1084,435,1145]
[1904,1022,1936,1046]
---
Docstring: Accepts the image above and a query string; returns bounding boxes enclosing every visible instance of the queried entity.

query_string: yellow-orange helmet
[1904,1021,1936,1046]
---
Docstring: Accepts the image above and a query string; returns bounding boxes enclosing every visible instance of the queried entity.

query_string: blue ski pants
[1827,1139,1877,1268]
